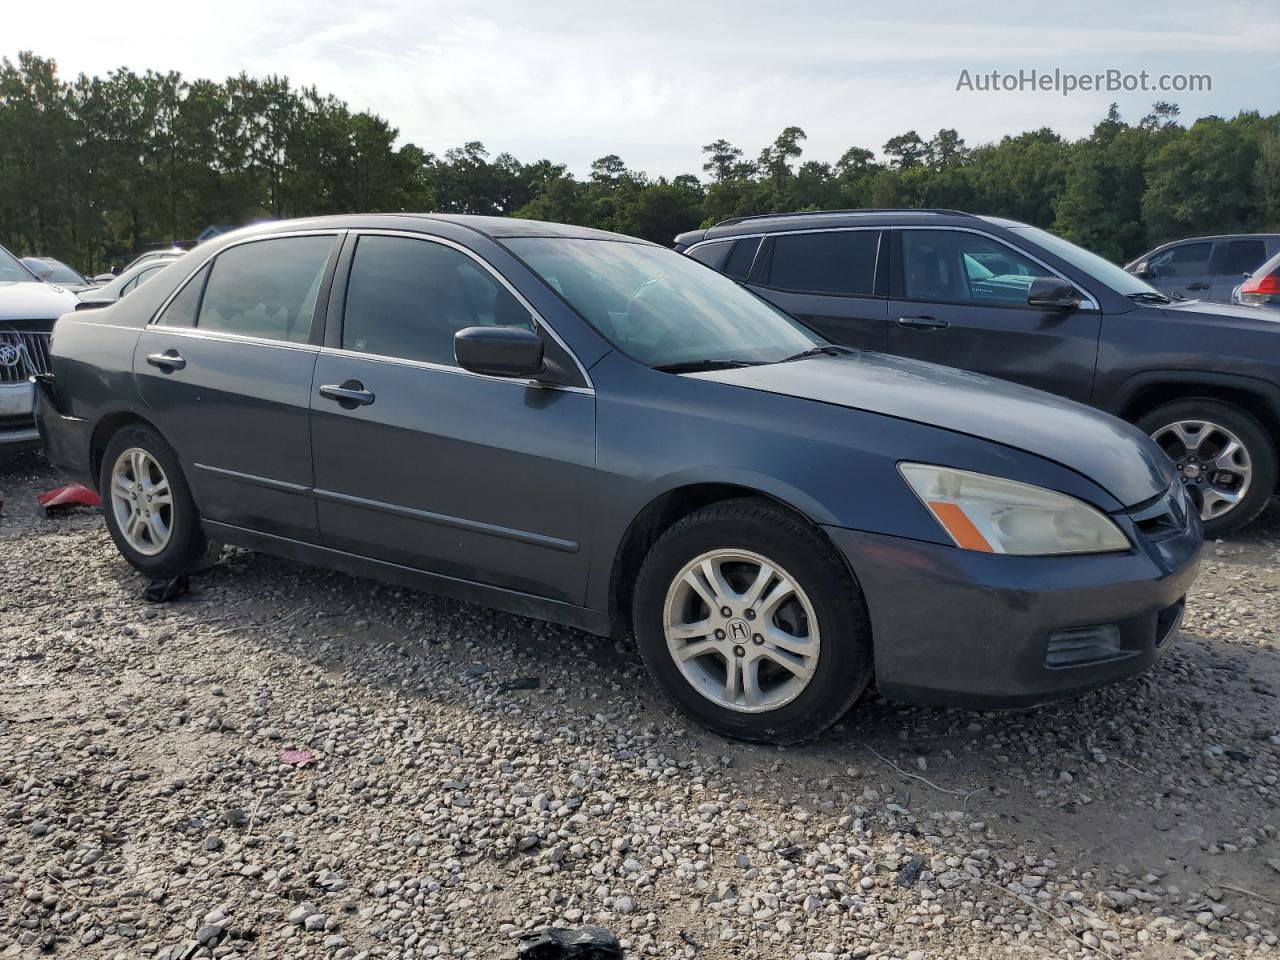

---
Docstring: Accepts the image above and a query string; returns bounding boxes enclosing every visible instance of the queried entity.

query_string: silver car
[1,246,79,449]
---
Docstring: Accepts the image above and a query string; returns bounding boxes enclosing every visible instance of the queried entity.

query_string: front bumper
[0,380,39,447]
[826,504,1203,709]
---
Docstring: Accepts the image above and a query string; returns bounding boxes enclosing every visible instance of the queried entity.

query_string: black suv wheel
[1139,399,1277,538]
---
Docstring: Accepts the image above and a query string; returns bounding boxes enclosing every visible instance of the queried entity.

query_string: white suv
[1,245,79,450]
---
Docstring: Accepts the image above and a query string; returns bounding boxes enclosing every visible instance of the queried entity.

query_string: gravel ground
[1,451,1278,960]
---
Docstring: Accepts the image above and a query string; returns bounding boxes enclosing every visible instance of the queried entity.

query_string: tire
[631,498,873,744]
[1138,399,1277,539]
[99,423,217,579]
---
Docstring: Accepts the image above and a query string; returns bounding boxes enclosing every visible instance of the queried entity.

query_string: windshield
[503,237,821,368]
[0,247,37,283]
[41,260,85,284]
[1010,226,1161,297]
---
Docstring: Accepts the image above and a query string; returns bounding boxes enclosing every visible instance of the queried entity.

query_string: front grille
[0,328,52,384]
[1128,482,1189,542]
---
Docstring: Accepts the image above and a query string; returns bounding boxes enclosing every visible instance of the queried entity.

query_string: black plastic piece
[516,926,624,960]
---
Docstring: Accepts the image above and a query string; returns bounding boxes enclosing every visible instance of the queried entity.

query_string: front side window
[504,237,820,369]
[342,235,533,366]
[1150,242,1211,278]
[766,231,878,296]
[902,231,1044,305]
[1221,239,1267,277]
[196,236,334,343]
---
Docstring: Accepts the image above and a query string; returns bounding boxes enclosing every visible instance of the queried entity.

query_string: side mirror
[1027,277,1082,310]
[75,299,113,311]
[1133,261,1155,279]
[454,325,545,379]
[91,273,115,284]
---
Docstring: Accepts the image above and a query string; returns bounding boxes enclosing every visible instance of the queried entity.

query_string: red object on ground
[37,484,102,510]
[282,749,315,768]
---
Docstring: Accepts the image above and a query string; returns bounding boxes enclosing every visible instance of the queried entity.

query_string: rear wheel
[1139,399,1277,538]
[100,424,218,578]
[632,498,873,743]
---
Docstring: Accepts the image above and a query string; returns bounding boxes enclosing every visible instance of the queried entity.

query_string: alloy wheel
[662,549,820,713]
[109,447,175,556]
[1150,419,1252,523]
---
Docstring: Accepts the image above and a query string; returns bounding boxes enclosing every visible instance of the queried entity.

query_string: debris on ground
[36,482,101,512]
[517,926,624,960]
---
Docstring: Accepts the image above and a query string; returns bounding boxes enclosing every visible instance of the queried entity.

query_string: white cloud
[4,0,1275,177]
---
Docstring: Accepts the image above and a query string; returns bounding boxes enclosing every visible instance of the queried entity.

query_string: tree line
[2,51,1279,272]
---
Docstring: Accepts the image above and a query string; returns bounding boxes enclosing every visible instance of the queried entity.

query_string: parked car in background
[676,210,1280,537]
[1124,234,1280,303]
[1231,249,1280,312]
[77,255,182,308]
[21,257,95,293]
[0,245,79,451]
[36,215,1201,742]
[89,247,186,285]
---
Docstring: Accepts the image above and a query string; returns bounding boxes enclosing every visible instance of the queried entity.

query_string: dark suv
[676,210,1280,537]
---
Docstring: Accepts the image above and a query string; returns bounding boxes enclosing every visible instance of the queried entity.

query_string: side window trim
[149,229,345,346]
[330,229,591,391]
[891,226,1099,311]
[753,227,885,299]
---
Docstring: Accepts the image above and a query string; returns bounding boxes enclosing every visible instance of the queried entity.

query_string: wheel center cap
[1183,463,1201,478]
[726,618,751,643]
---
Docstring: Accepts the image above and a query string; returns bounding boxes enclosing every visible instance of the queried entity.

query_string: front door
[1146,240,1214,300]
[133,233,340,542]
[885,228,1101,404]
[309,232,596,605]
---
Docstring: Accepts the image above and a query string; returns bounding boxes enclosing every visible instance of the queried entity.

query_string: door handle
[897,316,950,331]
[145,350,186,371]
[319,381,375,407]
[1186,282,1209,291]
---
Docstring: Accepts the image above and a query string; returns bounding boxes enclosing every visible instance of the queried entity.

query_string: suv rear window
[765,231,879,296]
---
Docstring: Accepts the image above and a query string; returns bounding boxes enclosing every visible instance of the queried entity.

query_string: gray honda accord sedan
[35,215,1203,742]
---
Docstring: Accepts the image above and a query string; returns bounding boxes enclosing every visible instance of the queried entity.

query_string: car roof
[1150,233,1280,245]
[687,209,1031,243]
[220,214,650,245]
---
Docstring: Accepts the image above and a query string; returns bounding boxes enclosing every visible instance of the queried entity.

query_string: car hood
[690,351,1175,508]
[0,281,80,319]
[1160,298,1280,324]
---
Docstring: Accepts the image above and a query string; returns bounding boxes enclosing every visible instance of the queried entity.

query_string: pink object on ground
[282,749,315,768]
[37,484,102,510]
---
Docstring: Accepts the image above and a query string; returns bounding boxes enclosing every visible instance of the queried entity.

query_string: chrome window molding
[318,345,594,396]
[345,229,594,390]
[140,326,320,353]
[686,224,1099,311]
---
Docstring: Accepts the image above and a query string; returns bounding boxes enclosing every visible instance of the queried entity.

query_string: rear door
[885,228,1101,403]
[309,231,596,605]
[134,232,341,542]
[744,229,888,351]
[1211,238,1269,302]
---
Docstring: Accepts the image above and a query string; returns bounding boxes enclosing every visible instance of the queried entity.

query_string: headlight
[898,463,1130,556]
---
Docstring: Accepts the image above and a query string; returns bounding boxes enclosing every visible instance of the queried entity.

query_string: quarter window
[1150,242,1211,278]
[342,235,534,366]
[195,236,334,343]
[902,231,1044,305]
[686,242,730,271]
[155,265,209,328]
[1221,239,1267,277]
[766,231,879,296]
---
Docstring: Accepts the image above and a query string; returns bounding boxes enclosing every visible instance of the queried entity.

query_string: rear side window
[196,236,334,343]
[342,235,534,367]
[686,242,730,271]
[1221,239,1267,276]
[766,231,879,296]
[156,265,209,327]
[723,238,761,280]
[1151,242,1211,278]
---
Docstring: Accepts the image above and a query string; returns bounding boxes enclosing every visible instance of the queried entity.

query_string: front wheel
[632,499,873,744]
[100,424,218,578]
[1139,399,1277,539]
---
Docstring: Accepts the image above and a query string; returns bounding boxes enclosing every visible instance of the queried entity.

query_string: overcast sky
[7,0,1279,177]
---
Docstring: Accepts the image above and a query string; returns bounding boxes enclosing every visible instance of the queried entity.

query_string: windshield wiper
[1127,291,1173,304]
[652,359,765,373]
[779,344,856,363]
